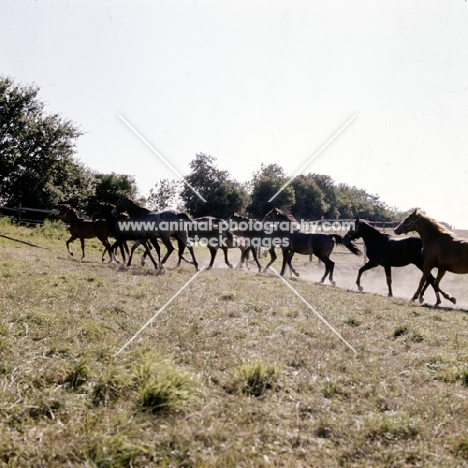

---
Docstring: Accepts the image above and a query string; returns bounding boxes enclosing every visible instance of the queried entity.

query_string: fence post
[17,202,21,224]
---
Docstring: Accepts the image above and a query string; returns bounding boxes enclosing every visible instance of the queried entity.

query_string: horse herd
[57,199,468,308]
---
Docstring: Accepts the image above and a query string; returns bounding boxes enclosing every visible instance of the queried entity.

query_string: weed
[226,360,278,397]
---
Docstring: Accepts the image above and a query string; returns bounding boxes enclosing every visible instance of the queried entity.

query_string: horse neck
[416,218,444,242]
[122,200,150,216]
[66,208,81,223]
[359,222,385,242]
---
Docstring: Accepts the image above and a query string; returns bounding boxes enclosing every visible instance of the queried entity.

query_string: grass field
[2,218,468,467]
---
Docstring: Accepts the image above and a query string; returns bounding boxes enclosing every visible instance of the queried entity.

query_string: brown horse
[228,213,278,273]
[57,204,116,262]
[394,209,466,306]
[262,208,362,283]
[111,197,198,271]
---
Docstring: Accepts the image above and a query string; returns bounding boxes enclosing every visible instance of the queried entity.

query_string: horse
[111,197,198,271]
[187,217,237,269]
[262,207,362,284]
[394,209,467,306]
[92,202,131,262]
[57,204,116,262]
[228,213,279,273]
[342,218,443,302]
[92,201,165,265]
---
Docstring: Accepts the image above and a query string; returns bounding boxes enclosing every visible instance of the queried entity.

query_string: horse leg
[356,261,378,292]
[143,239,161,266]
[159,236,176,268]
[66,235,77,257]
[139,238,159,270]
[206,246,217,270]
[185,244,199,271]
[80,238,85,261]
[235,246,245,269]
[249,245,263,272]
[327,259,336,286]
[433,269,456,305]
[421,273,440,305]
[262,248,277,273]
[384,265,393,297]
[127,239,143,267]
[98,235,117,263]
[287,252,300,278]
[222,246,233,269]
[319,257,335,286]
[412,266,433,303]
[279,248,290,276]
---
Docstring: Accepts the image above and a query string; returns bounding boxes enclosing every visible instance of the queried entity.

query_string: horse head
[394,209,421,235]
[343,218,361,244]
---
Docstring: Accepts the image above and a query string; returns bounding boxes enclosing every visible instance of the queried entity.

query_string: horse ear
[411,209,418,215]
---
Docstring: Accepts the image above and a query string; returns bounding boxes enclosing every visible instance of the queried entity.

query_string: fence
[0,204,57,226]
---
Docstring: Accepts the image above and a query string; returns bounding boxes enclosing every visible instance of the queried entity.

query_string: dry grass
[1,218,468,466]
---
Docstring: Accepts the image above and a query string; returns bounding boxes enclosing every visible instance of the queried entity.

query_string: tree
[290,174,326,220]
[248,163,295,218]
[335,183,396,220]
[146,178,183,211]
[309,174,337,218]
[85,172,140,214]
[0,76,86,208]
[180,153,250,218]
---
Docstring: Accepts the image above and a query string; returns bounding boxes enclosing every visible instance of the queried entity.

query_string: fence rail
[0,204,57,226]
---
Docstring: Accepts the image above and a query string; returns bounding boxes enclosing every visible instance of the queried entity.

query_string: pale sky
[2,1,468,227]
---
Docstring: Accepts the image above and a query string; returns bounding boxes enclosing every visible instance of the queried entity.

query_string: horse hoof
[331,281,336,287]
[419,296,424,304]
[358,286,363,292]
[295,272,300,278]
[228,264,233,269]
[451,297,457,305]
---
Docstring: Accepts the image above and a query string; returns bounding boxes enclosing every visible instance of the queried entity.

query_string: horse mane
[272,207,298,223]
[121,197,152,214]
[232,212,250,221]
[357,219,390,240]
[420,213,456,238]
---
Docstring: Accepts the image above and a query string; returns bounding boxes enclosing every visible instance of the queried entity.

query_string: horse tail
[178,212,195,222]
[329,234,362,256]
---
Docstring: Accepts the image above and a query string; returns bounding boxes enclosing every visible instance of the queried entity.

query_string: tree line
[1,76,401,221]
[148,153,400,221]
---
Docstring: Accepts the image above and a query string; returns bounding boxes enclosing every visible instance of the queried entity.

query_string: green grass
[2,221,468,465]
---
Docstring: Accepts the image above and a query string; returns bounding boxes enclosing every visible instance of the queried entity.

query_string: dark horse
[190,217,237,269]
[343,218,443,302]
[111,197,198,271]
[262,208,362,283]
[228,213,280,273]
[58,204,116,262]
[92,201,162,265]
[394,209,466,306]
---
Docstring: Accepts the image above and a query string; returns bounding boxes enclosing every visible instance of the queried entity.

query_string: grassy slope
[1,219,468,467]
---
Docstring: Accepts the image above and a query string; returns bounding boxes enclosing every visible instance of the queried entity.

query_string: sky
[2,1,468,227]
